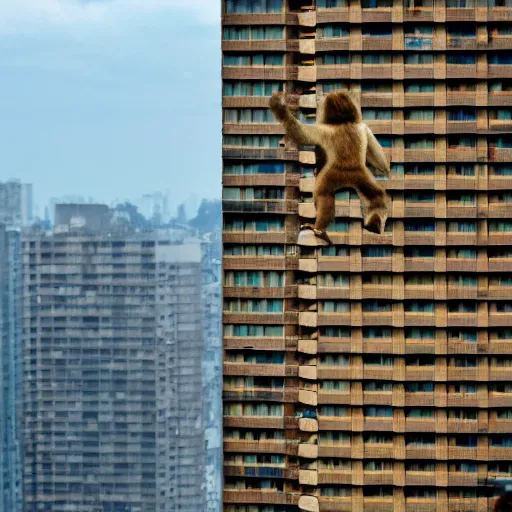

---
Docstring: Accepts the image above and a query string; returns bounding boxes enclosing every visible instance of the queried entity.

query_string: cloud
[0,0,220,33]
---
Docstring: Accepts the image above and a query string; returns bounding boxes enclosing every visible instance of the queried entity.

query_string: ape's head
[320,90,362,125]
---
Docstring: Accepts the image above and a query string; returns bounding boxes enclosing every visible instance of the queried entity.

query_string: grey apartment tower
[22,205,205,512]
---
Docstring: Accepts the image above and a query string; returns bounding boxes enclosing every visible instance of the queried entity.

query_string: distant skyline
[0,0,222,214]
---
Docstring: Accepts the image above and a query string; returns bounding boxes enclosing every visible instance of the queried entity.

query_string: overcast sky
[0,0,221,217]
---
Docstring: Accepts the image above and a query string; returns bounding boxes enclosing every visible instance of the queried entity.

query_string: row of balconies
[224,490,501,512]
[222,6,512,26]
[224,172,512,192]
[222,63,512,83]
[223,437,512,462]
[224,119,512,137]
[222,145,512,164]
[222,37,512,54]
[224,359,512,382]
[223,227,512,248]
[223,254,512,273]
[223,90,512,109]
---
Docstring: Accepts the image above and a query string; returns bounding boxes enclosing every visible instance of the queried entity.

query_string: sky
[0,0,222,218]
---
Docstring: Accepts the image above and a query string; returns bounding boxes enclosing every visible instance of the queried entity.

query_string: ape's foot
[364,211,387,235]
[298,224,333,247]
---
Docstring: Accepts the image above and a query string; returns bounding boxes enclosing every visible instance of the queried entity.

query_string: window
[364,355,393,366]
[224,325,284,337]
[453,357,477,368]
[363,54,392,65]
[224,403,283,416]
[448,136,476,148]
[405,137,434,149]
[375,135,393,148]
[320,487,352,497]
[405,54,433,65]
[447,164,475,176]
[319,381,349,391]
[406,382,434,392]
[450,384,477,394]
[224,244,284,256]
[365,434,393,444]
[447,221,476,233]
[320,301,350,313]
[223,54,284,66]
[223,26,283,41]
[448,108,476,121]
[364,461,393,471]
[406,408,434,419]
[320,25,349,38]
[223,81,283,97]
[447,0,474,6]
[224,218,284,232]
[491,165,512,176]
[327,220,349,232]
[225,351,284,364]
[489,222,512,233]
[364,407,393,418]
[490,436,512,447]
[363,327,392,339]
[321,327,350,337]
[405,221,435,232]
[405,192,434,203]
[405,489,436,498]
[363,26,392,37]
[405,328,435,340]
[318,273,349,287]
[363,110,393,121]
[319,406,349,417]
[405,82,434,93]
[319,354,350,367]
[223,186,284,199]
[317,0,348,6]
[362,0,392,6]
[319,54,349,65]
[319,432,350,445]
[223,135,282,148]
[489,54,512,65]
[363,300,392,312]
[406,463,435,472]
[363,275,392,285]
[405,301,434,313]
[449,410,477,420]
[224,299,283,313]
[224,162,284,175]
[406,355,434,366]
[224,109,276,124]
[321,246,349,257]
[362,246,392,257]
[497,410,512,420]
[447,54,476,65]
[448,302,477,313]
[364,382,392,392]
[405,109,434,121]
[448,330,478,343]
[225,0,283,13]
[406,434,435,446]
[404,247,435,257]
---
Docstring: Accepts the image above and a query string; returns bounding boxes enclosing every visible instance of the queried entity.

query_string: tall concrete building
[0,180,33,227]
[0,225,23,512]
[222,1,512,511]
[22,205,205,512]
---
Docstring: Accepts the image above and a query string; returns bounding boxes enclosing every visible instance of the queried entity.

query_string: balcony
[363,471,394,486]
[404,120,435,135]
[446,64,478,79]
[362,92,393,108]
[318,470,352,485]
[405,473,436,487]
[446,91,476,107]
[404,312,435,327]
[363,498,393,512]
[222,147,299,161]
[404,284,435,300]
[404,391,434,406]
[223,439,287,454]
[361,64,393,80]
[222,65,294,81]
[224,464,287,479]
[318,497,352,512]
[405,418,436,432]
[318,445,351,459]
[223,286,297,299]
[403,7,433,22]
[316,7,350,24]
[223,362,287,377]
[318,416,351,431]
[404,93,435,107]
[404,148,435,162]
[223,489,297,505]
[364,444,394,459]
[221,13,296,26]
[316,64,350,80]
[364,417,394,432]
[223,415,285,429]
[406,446,436,459]
[223,255,297,271]
[404,65,434,80]
[222,199,297,215]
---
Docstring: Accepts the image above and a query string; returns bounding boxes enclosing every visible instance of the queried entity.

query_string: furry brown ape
[269,91,390,244]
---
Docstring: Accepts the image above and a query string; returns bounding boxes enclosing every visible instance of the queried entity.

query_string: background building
[0,225,23,512]
[222,1,512,511]
[22,205,205,512]
[0,180,33,227]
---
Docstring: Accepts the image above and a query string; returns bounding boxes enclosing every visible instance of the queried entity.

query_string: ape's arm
[270,94,323,147]
[365,124,391,177]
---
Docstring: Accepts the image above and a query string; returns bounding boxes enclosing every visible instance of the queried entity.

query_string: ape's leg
[313,168,343,232]
[352,167,389,234]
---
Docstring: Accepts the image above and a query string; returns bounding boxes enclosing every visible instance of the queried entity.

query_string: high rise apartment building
[222,1,512,511]
[22,205,205,512]
[0,180,33,227]
[0,225,23,512]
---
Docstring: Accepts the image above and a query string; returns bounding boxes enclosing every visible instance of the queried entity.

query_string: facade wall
[221,1,512,511]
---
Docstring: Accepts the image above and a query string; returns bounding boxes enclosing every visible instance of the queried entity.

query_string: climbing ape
[269,91,390,245]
